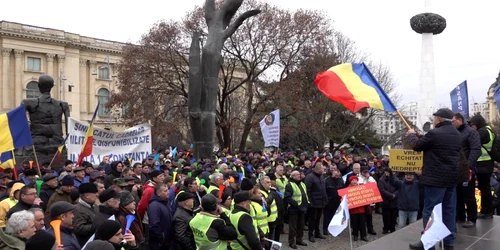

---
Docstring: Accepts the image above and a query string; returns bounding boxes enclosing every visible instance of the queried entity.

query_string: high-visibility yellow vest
[221,206,231,217]
[229,211,259,250]
[275,176,288,193]
[260,190,277,223]
[289,182,309,208]
[478,126,494,162]
[207,185,220,196]
[250,201,269,234]
[189,212,227,250]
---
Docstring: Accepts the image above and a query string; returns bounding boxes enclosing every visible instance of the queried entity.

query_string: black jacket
[232,205,263,250]
[457,124,482,172]
[390,176,419,211]
[324,176,344,210]
[284,179,309,214]
[173,206,195,250]
[39,184,56,211]
[304,172,327,208]
[406,121,462,187]
[378,175,398,208]
[201,211,237,243]
[6,200,39,219]
[92,205,120,231]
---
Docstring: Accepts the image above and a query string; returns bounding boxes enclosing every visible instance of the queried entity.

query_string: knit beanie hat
[95,220,122,241]
[26,230,55,250]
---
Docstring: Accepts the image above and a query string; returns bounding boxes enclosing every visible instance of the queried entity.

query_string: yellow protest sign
[389,149,423,172]
[475,188,495,212]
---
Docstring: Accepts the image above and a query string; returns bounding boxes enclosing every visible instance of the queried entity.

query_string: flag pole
[31,145,42,176]
[11,150,18,181]
[396,110,412,130]
[48,151,59,168]
[348,218,354,250]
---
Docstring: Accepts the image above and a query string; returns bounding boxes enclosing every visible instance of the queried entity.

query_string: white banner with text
[67,118,152,165]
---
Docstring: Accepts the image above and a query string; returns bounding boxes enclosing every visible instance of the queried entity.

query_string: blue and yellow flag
[0,105,33,153]
[0,151,15,169]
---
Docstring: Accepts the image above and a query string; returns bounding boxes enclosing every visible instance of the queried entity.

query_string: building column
[14,49,23,106]
[1,49,11,109]
[56,55,65,100]
[89,60,97,114]
[46,53,55,76]
[79,58,88,113]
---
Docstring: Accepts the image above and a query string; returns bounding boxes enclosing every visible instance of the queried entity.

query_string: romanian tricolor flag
[76,103,99,166]
[315,63,397,113]
[0,105,33,153]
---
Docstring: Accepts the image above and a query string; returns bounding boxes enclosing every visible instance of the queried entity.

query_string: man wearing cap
[230,191,264,250]
[47,201,81,250]
[61,160,75,175]
[189,194,237,250]
[39,174,58,211]
[118,190,144,247]
[73,183,98,247]
[89,170,105,183]
[406,108,462,250]
[123,176,141,204]
[73,167,87,189]
[21,169,38,185]
[173,191,196,250]
[93,188,121,230]
[111,178,128,193]
[46,175,75,220]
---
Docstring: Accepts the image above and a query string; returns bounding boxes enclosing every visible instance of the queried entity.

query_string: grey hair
[211,173,223,183]
[5,210,34,235]
[275,165,284,171]
[353,163,361,168]
[28,208,43,214]
[260,176,270,183]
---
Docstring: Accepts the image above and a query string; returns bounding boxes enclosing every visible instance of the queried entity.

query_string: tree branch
[223,10,261,40]
[204,0,216,27]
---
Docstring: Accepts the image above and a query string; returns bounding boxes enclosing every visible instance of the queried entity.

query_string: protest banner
[389,149,423,172]
[67,118,152,165]
[337,182,383,209]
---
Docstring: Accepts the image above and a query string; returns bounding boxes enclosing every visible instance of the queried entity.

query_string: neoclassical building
[487,71,500,123]
[0,21,125,131]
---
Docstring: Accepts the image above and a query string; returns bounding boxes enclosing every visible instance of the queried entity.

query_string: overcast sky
[3,0,499,108]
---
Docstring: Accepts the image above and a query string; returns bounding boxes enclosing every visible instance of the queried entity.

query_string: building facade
[372,102,417,142]
[470,102,489,121]
[0,21,125,131]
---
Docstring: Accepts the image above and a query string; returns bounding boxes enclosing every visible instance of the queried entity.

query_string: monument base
[358,217,500,249]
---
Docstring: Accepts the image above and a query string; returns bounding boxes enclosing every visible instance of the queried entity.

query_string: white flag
[259,109,280,148]
[82,215,116,249]
[328,195,350,236]
[421,203,451,250]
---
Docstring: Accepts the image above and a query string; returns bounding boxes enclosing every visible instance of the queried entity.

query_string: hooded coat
[0,183,24,228]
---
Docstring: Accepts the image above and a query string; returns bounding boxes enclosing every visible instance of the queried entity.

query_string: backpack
[482,127,500,162]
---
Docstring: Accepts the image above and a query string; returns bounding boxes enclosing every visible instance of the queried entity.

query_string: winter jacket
[6,200,39,219]
[457,124,482,173]
[0,229,25,250]
[118,207,144,246]
[93,205,120,231]
[173,206,195,250]
[46,226,81,250]
[378,175,398,209]
[304,172,327,208]
[45,188,72,221]
[147,193,174,250]
[0,183,24,228]
[406,121,462,187]
[137,180,156,219]
[389,176,419,211]
[39,184,56,211]
[105,161,122,188]
[324,176,344,210]
[73,199,97,247]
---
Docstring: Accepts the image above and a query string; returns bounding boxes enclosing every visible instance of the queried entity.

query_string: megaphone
[49,219,62,245]
[125,215,135,232]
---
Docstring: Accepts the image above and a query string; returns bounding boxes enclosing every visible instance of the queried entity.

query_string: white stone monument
[410,0,446,131]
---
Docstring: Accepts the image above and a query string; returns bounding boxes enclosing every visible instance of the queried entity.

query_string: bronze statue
[188,0,260,158]
[20,74,70,163]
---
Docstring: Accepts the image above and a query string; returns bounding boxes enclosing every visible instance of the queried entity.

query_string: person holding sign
[406,108,462,250]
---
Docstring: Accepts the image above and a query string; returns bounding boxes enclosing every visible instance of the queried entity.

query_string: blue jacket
[148,193,174,250]
[47,226,81,250]
[390,176,420,211]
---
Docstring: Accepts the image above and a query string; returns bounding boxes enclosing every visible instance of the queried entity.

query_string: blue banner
[450,81,469,119]
[494,85,500,112]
